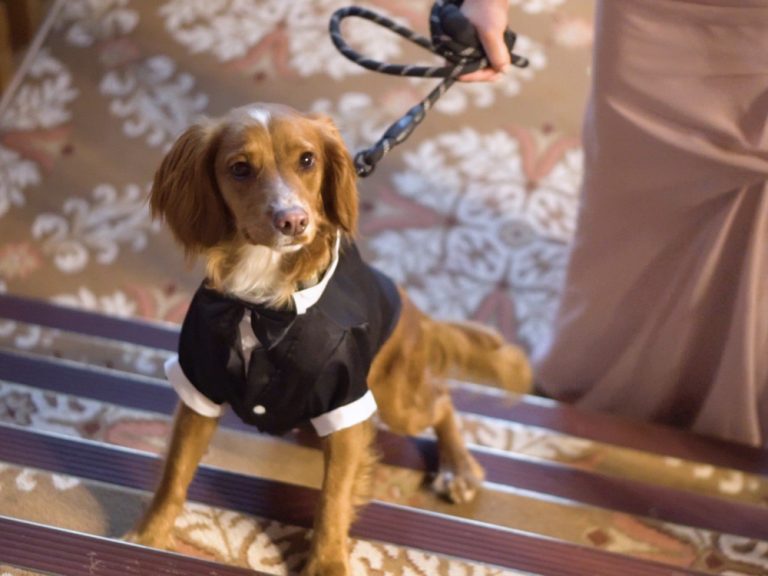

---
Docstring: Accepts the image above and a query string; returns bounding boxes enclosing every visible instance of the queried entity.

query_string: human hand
[459,0,511,82]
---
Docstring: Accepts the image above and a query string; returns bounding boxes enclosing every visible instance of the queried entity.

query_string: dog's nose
[273,208,309,236]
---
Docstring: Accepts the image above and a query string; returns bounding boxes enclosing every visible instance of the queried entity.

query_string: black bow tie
[247,304,298,350]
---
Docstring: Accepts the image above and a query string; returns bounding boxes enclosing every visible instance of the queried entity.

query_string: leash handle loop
[330,6,476,79]
[330,0,529,177]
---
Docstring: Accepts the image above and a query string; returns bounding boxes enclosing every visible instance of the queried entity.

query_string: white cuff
[310,390,377,437]
[165,356,224,418]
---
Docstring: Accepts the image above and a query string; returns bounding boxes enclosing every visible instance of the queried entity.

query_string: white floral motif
[460,416,593,460]
[58,0,139,47]
[0,146,39,219]
[52,288,138,317]
[160,0,405,79]
[311,92,388,151]
[597,527,658,556]
[658,524,712,551]
[160,0,288,62]
[100,56,208,149]
[718,470,760,495]
[662,526,768,573]
[552,16,594,49]
[176,504,304,574]
[0,49,75,220]
[32,183,160,274]
[719,537,768,571]
[368,128,581,355]
[9,468,81,493]
[0,321,57,351]
[121,345,170,377]
[286,1,405,80]
[692,464,715,479]
[350,541,386,574]
[1,49,79,131]
[664,459,761,497]
[246,527,304,575]
[52,474,82,491]
[16,469,38,492]
[405,550,442,575]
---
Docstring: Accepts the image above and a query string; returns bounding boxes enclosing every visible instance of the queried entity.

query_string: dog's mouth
[241,228,312,253]
[274,241,305,253]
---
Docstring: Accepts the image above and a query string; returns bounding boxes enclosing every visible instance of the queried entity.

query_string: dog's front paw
[431,451,485,504]
[301,557,350,576]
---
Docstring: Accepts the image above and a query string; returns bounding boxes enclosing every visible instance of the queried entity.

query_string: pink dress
[536,0,768,446]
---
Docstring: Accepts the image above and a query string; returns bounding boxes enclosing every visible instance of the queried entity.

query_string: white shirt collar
[292,232,341,315]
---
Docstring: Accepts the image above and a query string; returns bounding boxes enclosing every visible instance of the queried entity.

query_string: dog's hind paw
[431,459,484,504]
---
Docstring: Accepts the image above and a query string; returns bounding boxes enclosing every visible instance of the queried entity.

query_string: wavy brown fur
[134,103,532,576]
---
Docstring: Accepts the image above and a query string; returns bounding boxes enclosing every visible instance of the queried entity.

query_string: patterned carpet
[0,0,592,357]
[1,1,767,575]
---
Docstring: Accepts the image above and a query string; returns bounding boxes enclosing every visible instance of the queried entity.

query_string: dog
[128,103,532,575]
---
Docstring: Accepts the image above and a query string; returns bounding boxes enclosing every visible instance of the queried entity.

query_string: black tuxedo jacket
[176,238,401,435]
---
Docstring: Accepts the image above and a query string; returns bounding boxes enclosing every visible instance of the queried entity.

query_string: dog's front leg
[302,419,376,576]
[127,402,219,549]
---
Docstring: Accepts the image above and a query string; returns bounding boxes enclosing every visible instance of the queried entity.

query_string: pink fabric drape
[537,0,768,446]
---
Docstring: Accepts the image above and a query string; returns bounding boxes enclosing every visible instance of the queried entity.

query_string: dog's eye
[229,161,253,180]
[299,151,315,170]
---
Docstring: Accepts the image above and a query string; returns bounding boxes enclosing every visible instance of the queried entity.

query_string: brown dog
[129,103,531,575]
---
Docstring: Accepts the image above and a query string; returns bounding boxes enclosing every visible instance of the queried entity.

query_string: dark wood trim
[0,426,710,576]
[0,292,179,351]
[0,0,42,49]
[0,3,13,93]
[0,350,179,414]
[0,515,265,576]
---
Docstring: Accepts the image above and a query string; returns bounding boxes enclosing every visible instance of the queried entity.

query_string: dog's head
[150,103,358,257]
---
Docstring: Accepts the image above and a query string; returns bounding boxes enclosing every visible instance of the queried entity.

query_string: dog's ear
[150,121,232,255]
[314,116,358,234]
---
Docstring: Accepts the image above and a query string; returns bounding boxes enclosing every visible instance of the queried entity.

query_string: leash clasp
[354,151,377,177]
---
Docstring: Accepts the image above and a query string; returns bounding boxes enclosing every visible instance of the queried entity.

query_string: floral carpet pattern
[2,1,767,576]
[0,0,593,358]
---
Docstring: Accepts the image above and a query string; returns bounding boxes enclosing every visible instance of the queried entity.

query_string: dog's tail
[424,317,533,394]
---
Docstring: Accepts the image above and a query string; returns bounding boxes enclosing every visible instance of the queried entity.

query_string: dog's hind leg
[126,402,219,549]
[302,419,376,576]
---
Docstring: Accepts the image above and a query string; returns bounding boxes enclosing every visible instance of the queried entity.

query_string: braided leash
[329,0,529,177]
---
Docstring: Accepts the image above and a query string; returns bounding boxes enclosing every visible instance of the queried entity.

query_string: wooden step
[0,425,711,576]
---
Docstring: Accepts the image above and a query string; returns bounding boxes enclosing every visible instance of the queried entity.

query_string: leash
[329,0,529,177]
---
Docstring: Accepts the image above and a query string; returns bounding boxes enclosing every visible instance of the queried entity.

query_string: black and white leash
[329,0,529,177]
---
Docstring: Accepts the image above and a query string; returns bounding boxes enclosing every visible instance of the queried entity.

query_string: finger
[477,27,511,72]
[459,68,503,83]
